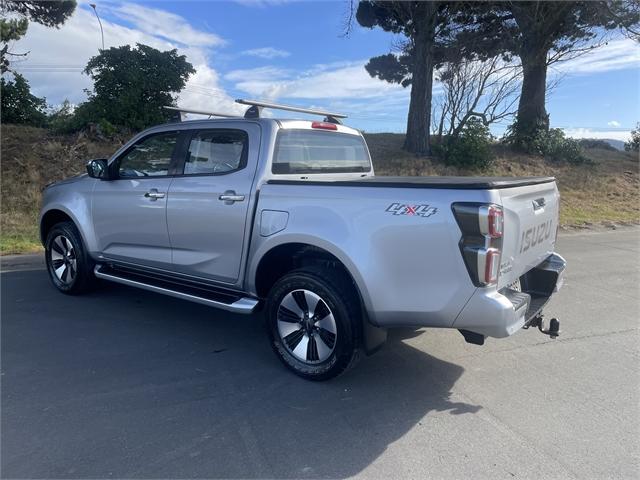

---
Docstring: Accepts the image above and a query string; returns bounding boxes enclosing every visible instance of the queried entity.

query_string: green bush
[0,73,47,126]
[47,100,75,133]
[438,118,494,169]
[97,118,118,138]
[531,128,587,164]
[625,123,639,152]
[505,121,588,164]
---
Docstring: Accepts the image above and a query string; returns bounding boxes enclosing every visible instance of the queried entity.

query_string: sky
[7,0,640,141]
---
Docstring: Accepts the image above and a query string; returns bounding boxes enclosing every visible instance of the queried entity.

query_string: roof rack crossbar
[163,106,240,121]
[235,98,347,124]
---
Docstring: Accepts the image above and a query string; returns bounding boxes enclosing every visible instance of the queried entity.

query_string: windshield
[272,129,371,174]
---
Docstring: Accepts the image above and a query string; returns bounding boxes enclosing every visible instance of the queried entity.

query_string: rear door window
[183,129,248,175]
[272,130,371,174]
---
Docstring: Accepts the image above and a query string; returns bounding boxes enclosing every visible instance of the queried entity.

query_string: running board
[94,265,258,314]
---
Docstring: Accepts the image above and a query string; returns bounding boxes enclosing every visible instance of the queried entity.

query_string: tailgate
[498,181,559,289]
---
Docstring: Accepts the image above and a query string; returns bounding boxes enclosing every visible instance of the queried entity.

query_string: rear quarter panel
[247,184,493,328]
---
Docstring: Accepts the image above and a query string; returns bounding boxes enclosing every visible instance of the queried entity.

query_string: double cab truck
[40,99,566,380]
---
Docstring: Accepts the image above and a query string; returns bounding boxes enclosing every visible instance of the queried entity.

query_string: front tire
[45,221,96,295]
[265,267,361,381]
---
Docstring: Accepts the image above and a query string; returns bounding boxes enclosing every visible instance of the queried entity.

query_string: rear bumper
[453,253,566,338]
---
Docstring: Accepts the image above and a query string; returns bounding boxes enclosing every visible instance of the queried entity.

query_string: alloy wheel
[277,289,337,364]
[50,235,77,285]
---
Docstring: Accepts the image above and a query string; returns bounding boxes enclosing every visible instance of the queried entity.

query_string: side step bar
[94,265,259,314]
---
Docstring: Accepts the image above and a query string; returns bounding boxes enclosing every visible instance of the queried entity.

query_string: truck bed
[267,176,556,190]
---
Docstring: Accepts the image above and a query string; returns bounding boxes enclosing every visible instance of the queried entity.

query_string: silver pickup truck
[40,99,566,380]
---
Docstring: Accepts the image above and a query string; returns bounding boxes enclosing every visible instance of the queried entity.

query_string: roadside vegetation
[1,1,638,254]
[1,124,637,254]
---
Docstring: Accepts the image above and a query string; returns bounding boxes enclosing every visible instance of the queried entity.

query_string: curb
[0,254,45,273]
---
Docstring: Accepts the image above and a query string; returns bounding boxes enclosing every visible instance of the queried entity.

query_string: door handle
[219,191,245,204]
[144,189,165,200]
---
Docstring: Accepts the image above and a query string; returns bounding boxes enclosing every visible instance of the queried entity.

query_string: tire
[45,221,96,295]
[265,266,361,381]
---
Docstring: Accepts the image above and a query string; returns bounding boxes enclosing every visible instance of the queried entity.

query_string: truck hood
[46,173,89,189]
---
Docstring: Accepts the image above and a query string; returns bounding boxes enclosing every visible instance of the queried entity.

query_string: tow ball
[524,315,561,339]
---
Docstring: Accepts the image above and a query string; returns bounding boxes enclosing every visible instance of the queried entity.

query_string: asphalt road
[2,229,639,479]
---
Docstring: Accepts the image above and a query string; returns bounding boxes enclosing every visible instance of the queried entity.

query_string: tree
[461,1,640,147]
[0,0,76,73]
[357,1,455,155]
[625,123,640,152]
[0,72,47,125]
[433,57,521,141]
[78,43,195,131]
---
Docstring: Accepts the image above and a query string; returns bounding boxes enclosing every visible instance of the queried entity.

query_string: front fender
[40,181,97,253]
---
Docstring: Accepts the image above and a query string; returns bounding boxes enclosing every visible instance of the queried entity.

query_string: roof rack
[163,100,348,124]
[163,106,240,122]
[235,98,347,124]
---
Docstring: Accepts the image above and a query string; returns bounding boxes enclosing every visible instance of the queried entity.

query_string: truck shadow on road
[2,271,482,478]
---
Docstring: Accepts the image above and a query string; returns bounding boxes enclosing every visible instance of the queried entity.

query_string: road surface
[2,229,638,479]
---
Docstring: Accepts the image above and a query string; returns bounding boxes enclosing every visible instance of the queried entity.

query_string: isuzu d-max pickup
[40,99,566,380]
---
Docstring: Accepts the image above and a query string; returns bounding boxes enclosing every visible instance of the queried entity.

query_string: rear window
[272,129,371,174]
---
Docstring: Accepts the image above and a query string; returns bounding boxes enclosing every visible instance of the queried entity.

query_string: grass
[365,133,639,228]
[1,125,638,254]
[1,124,125,254]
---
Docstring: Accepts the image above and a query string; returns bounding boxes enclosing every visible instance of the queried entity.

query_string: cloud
[607,120,621,127]
[563,128,631,142]
[9,3,243,117]
[227,60,407,100]
[242,47,290,59]
[225,65,292,82]
[110,3,225,47]
[554,38,640,75]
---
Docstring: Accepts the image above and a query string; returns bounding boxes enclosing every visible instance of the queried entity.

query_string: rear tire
[45,221,96,295]
[265,266,361,381]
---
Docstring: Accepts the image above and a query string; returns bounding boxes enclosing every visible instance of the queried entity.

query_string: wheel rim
[49,235,77,285]
[277,289,337,364]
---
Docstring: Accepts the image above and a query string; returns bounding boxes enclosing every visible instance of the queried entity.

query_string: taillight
[481,248,501,285]
[452,203,504,287]
[480,205,503,238]
[311,121,337,130]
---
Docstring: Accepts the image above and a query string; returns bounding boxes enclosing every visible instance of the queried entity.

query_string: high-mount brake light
[311,121,338,130]
[452,203,505,287]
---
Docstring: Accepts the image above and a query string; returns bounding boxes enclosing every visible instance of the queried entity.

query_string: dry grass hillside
[1,124,638,254]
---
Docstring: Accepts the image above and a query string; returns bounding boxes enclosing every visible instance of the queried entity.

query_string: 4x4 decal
[386,203,437,218]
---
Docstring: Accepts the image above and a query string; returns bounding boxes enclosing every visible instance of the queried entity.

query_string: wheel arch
[253,241,364,301]
[39,207,93,251]
[252,240,386,354]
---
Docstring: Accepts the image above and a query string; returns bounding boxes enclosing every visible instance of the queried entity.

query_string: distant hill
[577,138,626,151]
[602,139,626,151]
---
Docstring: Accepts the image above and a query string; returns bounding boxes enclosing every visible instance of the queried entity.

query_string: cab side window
[184,130,247,175]
[118,132,178,178]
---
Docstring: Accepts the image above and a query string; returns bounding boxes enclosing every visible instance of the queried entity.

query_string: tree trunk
[515,49,549,137]
[403,2,437,155]
[511,3,553,141]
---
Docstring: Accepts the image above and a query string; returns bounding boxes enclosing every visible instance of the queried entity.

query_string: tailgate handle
[532,198,546,211]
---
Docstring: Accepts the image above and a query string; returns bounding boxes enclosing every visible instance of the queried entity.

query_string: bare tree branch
[434,56,521,141]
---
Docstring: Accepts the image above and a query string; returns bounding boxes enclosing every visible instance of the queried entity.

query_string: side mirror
[86,158,109,179]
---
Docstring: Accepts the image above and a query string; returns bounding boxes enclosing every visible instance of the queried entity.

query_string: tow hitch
[524,314,560,339]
